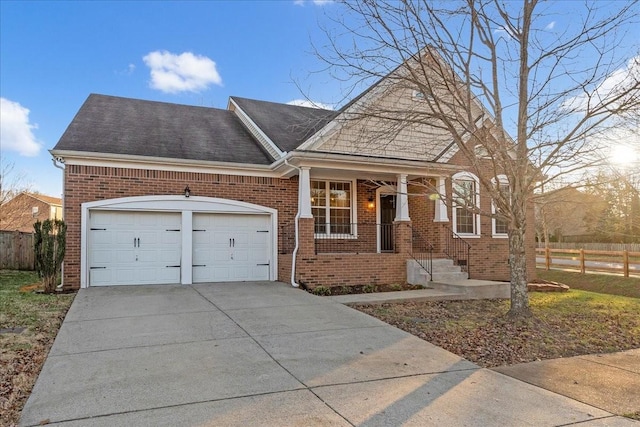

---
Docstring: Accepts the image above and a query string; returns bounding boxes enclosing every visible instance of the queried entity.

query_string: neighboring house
[535,187,604,243]
[51,65,536,290]
[0,192,63,233]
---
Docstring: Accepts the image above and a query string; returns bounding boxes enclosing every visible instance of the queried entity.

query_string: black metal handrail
[442,224,471,275]
[314,223,393,254]
[406,224,434,282]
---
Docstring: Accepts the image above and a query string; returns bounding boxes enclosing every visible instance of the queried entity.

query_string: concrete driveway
[21,282,634,426]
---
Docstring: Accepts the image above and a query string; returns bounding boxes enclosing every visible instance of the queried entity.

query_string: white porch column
[434,176,449,222]
[181,211,193,285]
[395,174,410,221]
[298,166,313,219]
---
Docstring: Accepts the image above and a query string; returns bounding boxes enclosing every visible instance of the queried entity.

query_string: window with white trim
[452,172,480,236]
[492,176,510,237]
[311,180,353,236]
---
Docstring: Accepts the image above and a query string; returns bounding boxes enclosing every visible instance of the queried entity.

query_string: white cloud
[493,25,518,39]
[563,55,640,113]
[143,50,222,94]
[294,0,333,6]
[287,99,334,110]
[0,98,42,157]
[545,21,556,30]
[116,63,136,76]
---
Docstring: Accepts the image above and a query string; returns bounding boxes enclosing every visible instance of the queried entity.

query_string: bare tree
[312,0,640,316]
[0,160,33,230]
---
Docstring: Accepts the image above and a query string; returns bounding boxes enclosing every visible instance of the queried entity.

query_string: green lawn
[0,270,75,426]
[537,269,640,298]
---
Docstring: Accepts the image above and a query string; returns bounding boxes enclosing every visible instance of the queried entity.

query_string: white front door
[88,211,182,286]
[192,213,271,283]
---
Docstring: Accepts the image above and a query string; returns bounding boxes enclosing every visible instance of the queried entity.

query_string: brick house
[51,69,536,290]
[0,192,63,233]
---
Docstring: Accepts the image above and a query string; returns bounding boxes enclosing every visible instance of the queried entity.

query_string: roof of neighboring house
[230,97,337,153]
[26,193,62,206]
[4,192,62,206]
[53,94,274,165]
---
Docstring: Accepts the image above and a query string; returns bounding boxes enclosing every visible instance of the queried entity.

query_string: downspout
[52,157,65,289]
[284,159,301,288]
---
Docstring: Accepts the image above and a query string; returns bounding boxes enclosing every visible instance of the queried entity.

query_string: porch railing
[314,223,393,254]
[442,224,471,275]
[407,224,434,281]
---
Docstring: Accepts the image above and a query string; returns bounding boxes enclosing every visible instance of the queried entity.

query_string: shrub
[312,286,332,296]
[34,219,66,293]
[363,284,378,293]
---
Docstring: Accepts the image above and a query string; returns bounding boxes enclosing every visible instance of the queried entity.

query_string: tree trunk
[43,275,57,294]
[508,226,531,318]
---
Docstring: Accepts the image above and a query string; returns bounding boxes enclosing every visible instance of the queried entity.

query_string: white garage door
[192,213,271,283]
[88,211,182,286]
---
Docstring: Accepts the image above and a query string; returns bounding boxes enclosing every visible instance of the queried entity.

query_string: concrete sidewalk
[493,349,640,418]
[21,282,636,426]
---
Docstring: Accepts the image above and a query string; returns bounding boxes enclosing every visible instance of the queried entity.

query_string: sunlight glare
[610,144,639,167]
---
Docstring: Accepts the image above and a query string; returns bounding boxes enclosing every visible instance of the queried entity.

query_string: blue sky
[1,1,638,199]
[1,0,340,197]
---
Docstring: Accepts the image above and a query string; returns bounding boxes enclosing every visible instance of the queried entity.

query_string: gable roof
[5,193,62,206]
[26,193,62,206]
[230,97,337,153]
[53,94,273,165]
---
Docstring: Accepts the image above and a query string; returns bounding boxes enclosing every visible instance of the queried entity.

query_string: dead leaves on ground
[354,298,640,368]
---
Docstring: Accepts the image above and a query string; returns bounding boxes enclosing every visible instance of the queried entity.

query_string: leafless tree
[312,0,640,316]
[0,160,33,230]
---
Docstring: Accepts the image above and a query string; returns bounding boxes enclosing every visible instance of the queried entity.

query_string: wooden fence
[537,242,640,252]
[0,231,35,270]
[536,247,640,278]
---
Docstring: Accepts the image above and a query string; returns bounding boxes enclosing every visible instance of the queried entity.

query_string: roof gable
[25,193,62,206]
[230,97,337,153]
[53,94,273,165]
[296,50,491,164]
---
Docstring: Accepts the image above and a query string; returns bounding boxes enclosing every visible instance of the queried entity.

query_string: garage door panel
[192,213,271,283]
[115,250,135,263]
[89,211,181,286]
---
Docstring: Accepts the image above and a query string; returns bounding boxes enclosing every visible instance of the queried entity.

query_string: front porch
[276,156,515,289]
[278,215,471,290]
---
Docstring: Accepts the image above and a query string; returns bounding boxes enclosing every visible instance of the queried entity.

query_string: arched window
[452,172,480,237]
[492,175,510,238]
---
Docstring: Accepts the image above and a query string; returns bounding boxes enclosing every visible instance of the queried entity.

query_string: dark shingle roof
[53,94,273,165]
[231,97,338,152]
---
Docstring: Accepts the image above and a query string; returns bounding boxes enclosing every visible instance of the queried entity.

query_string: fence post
[580,249,585,274]
[623,250,629,278]
[545,247,550,270]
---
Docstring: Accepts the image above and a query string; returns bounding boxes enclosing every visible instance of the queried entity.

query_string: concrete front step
[407,259,508,299]
[407,259,468,285]
[430,271,470,283]
[430,279,510,299]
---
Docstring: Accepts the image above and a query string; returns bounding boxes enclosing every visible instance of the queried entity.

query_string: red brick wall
[296,253,407,288]
[63,163,527,290]
[63,165,298,289]
[447,149,537,282]
[0,194,57,233]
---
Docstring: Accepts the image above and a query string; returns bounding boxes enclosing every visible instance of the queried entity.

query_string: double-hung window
[311,180,352,236]
[492,176,510,237]
[452,172,480,237]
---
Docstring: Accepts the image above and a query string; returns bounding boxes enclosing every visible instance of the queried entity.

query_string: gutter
[51,156,65,290]
[283,159,301,288]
